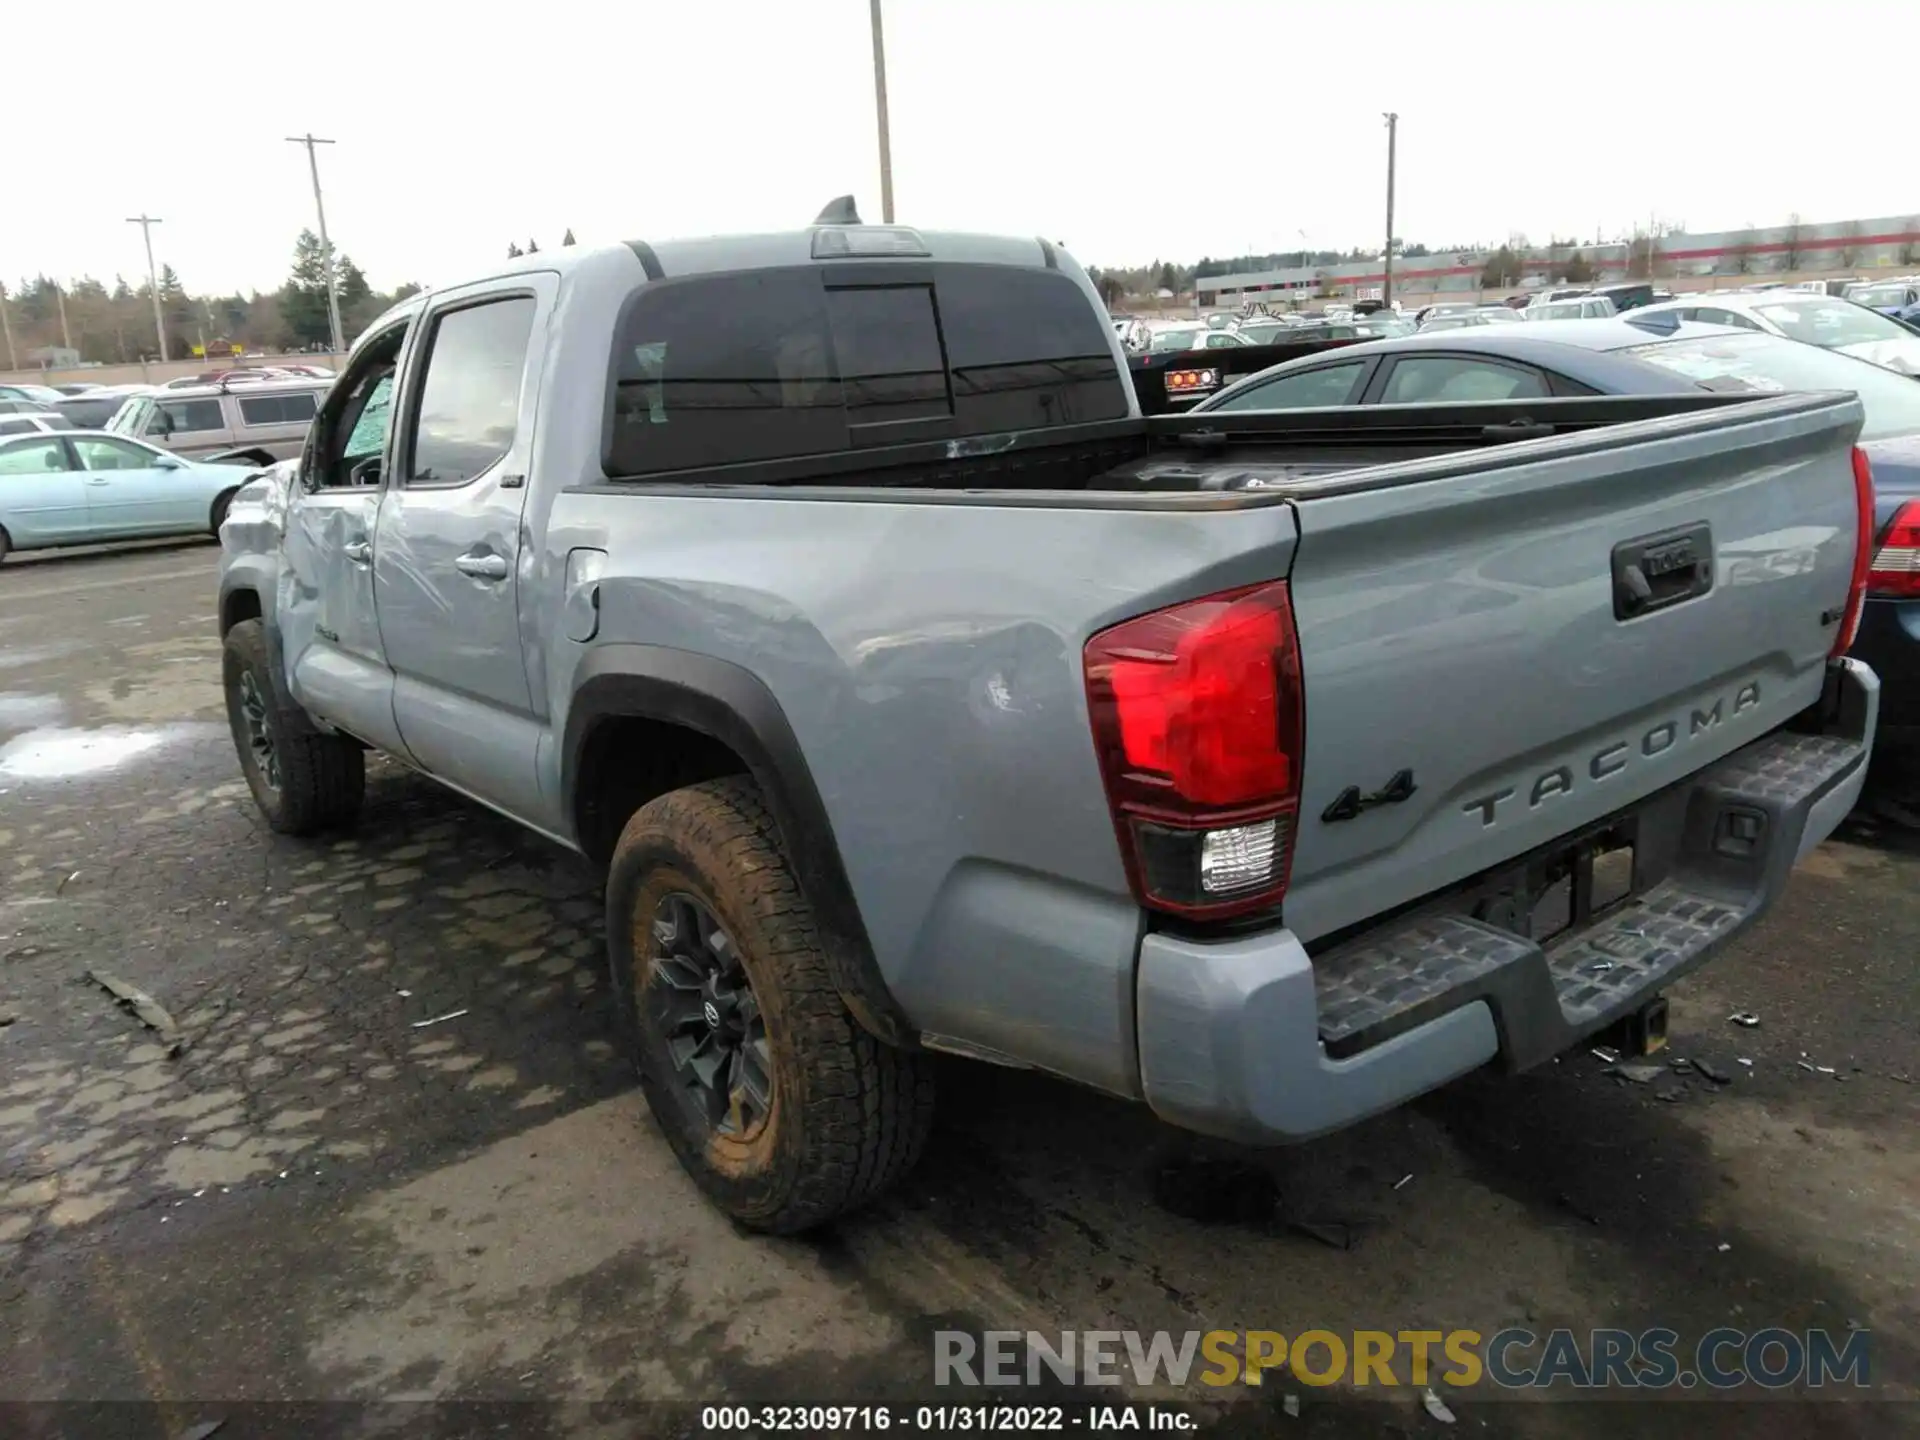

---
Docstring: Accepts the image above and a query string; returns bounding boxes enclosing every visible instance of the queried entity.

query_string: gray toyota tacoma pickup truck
[216,204,1881,1232]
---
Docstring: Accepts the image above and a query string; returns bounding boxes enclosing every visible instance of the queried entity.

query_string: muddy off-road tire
[607,776,935,1233]
[222,619,364,835]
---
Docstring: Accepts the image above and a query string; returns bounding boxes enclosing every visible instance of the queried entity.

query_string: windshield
[1422,316,1483,331]
[1753,299,1911,348]
[1850,286,1909,308]
[1236,324,1289,345]
[1529,303,1584,320]
[1626,332,1920,441]
[1149,329,1202,352]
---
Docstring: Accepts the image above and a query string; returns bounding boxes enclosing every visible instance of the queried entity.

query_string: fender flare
[216,575,320,739]
[564,643,913,1046]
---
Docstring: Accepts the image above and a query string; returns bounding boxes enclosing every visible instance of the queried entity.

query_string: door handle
[454,551,510,581]
[342,540,372,565]
[86,478,111,486]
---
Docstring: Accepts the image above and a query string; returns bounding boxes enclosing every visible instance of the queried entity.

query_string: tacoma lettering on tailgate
[1461,681,1762,828]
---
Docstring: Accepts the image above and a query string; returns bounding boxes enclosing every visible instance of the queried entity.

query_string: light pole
[0,282,16,371]
[869,0,895,222]
[1382,112,1399,308]
[126,214,168,361]
[286,134,346,354]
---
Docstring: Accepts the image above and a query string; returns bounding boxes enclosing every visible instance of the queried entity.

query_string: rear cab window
[606,264,1127,479]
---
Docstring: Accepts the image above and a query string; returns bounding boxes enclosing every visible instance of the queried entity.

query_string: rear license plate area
[1528,822,1638,945]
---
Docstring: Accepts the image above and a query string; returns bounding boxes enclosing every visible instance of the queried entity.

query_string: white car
[1628,292,1920,376]
[1145,325,1252,354]
[1525,296,1619,322]
[0,411,75,438]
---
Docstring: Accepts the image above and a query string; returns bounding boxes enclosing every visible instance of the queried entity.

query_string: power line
[126,214,169,362]
[286,134,346,354]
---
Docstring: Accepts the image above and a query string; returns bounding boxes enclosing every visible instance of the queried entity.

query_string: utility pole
[126,214,169,361]
[869,0,895,222]
[55,283,72,351]
[1382,112,1399,308]
[0,282,16,371]
[286,134,346,353]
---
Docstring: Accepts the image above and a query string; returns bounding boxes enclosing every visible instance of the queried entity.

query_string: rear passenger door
[375,277,553,826]
[0,437,89,545]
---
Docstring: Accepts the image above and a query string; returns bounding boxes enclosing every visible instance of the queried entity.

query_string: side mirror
[154,456,184,470]
[151,413,174,437]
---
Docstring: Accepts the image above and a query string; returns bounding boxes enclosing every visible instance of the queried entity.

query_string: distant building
[1196,214,1920,305]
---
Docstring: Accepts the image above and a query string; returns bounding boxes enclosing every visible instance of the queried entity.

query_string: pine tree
[561,229,576,247]
[526,238,540,254]
[507,242,524,258]
[280,229,336,348]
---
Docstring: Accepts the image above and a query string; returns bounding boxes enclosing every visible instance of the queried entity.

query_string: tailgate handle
[1612,523,1713,621]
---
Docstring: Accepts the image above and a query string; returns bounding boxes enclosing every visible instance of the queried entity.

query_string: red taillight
[1084,581,1304,919]
[1868,497,1920,601]
[1833,447,1875,656]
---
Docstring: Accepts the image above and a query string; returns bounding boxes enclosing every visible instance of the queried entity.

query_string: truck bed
[590,391,1811,502]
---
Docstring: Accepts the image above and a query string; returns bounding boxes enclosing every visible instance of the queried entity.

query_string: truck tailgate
[1280,392,1866,944]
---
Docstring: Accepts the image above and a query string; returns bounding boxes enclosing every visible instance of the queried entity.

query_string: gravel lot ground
[0,541,1915,1439]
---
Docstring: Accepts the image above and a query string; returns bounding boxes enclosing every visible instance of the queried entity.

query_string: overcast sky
[6,0,1911,296]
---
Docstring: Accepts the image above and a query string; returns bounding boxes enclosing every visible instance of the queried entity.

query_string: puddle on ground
[0,724,221,782]
[0,693,66,730]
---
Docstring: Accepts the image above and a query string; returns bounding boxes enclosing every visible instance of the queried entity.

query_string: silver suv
[109,378,331,461]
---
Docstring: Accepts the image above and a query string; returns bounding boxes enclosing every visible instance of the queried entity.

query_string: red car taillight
[1083,581,1304,919]
[1833,447,1875,657]
[1868,497,1920,601]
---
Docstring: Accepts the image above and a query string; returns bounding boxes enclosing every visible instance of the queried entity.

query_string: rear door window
[1378,356,1550,403]
[237,391,319,426]
[1207,361,1367,412]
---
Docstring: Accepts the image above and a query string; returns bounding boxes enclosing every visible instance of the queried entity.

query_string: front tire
[606,777,935,1233]
[222,619,364,834]
[210,488,238,536]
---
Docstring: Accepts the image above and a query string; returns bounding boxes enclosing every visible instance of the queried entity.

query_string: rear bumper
[1135,658,1879,1146]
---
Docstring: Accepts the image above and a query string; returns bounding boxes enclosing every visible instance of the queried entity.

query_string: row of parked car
[0,368,336,563]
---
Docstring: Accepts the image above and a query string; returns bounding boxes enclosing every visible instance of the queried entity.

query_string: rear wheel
[222,619,363,834]
[0,527,10,565]
[606,777,935,1233]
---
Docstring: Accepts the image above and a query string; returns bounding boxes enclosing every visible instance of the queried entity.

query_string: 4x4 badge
[1322,769,1418,824]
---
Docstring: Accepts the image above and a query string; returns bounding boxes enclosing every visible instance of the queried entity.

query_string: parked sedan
[1195,318,1920,738]
[0,431,261,564]
[1625,292,1920,377]
[1847,281,1920,317]
[0,411,74,437]
[0,383,68,407]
